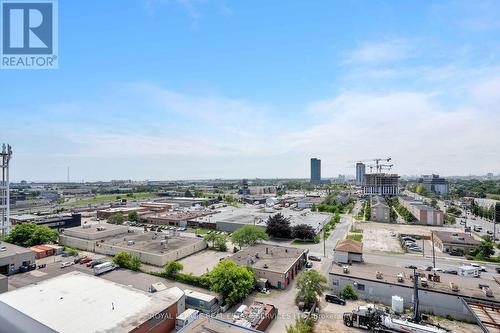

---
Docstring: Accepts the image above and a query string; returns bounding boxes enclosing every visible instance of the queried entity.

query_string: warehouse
[329,263,500,322]
[59,224,207,266]
[229,244,307,289]
[179,314,261,333]
[333,239,363,264]
[0,271,185,333]
[0,241,36,276]
[204,206,331,234]
[10,213,82,231]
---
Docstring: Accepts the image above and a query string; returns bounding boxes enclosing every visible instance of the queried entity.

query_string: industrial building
[333,239,363,264]
[10,213,82,231]
[432,231,481,254]
[0,241,36,276]
[233,301,277,331]
[418,174,449,195]
[0,271,185,333]
[59,223,207,266]
[362,173,399,196]
[399,196,443,226]
[370,196,391,222]
[356,162,366,186]
[184,289,220,314]
[179,314,261,333]
[0,274,6,293]
[143,211,214,228]
[310,158,321,184]
[229,244,307,289]
[329,263,500,322]
[96,206,151,219]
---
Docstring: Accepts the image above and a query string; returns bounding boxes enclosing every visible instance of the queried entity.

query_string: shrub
[340,284,358,300]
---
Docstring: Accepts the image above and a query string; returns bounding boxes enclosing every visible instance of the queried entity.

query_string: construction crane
[352,157,392,173]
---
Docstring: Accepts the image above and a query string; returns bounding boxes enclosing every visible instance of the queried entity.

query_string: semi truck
[343,307,449,333]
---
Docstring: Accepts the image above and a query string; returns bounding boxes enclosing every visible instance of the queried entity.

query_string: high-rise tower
[1,144,12,236]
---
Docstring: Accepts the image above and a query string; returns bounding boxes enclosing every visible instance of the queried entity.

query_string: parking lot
[178,249,230,275]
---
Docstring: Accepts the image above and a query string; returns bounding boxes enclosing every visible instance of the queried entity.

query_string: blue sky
[1,0,500,181]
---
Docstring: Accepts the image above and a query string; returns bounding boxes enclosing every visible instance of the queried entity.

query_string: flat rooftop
[230,244,305,273]
[179,315,259,333]
[197,206,331,231]
[0,241,34,259]
[64,223,127,235]
[330,263,500,301]
[0,271,183,333]
[104,232,202,253]
[433,231,480,246]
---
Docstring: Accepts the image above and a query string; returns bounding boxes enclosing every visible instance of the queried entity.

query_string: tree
[230,225,268,249]
[286,316,315,333]
[205,232,219,248]
[164,261,183,276]
[295,269,327,309]
[208,260,255,305]
[214,234,228,252]
[475,241,495,259]
[113,252,133,267]
[5,223,58,247]
[128,211,139,222]
[205,233,228,251]
[107,213,124,225]
[430,199,438,208]
[292,224,316,241]
[266,213,292,239]
[129,255,142,271]
[340,284,358,300]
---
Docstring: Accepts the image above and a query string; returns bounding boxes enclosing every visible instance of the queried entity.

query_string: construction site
[355,157,400,197]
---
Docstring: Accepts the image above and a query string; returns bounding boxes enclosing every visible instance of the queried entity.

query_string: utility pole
[431,232,436,268]
[412,267,421,323]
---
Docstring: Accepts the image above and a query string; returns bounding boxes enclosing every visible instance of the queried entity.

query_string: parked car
[80,257,92,265]
[444,270,458,275]
[308,255,321,262]
[305,261,313,268]
[402,237,416,242]
[424,266,433,271]
[325,294,346,305]
[496,267,500,274]
[88,260,104,268]
[61,261,74,268]
[470,263,487,272]
[449,250,463,256]
[196,234,203,238]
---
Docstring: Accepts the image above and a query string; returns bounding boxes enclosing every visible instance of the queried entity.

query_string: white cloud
[343,39,416,64]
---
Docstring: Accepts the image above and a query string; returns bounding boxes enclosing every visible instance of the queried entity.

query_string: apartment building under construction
[362,173,399,196]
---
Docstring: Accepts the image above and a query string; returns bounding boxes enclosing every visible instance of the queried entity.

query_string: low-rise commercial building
[184,289,220,314]
[229,244,306,289]
[143,211,214,228]
[418,174,449,195]
[399,196,443,226]
[370,196,390,222]
[433,231,481,254]
[10,213,82,231]
[0,274,7,293]
[97,207,150,219]
[0,271,185,333]
[329,263,500,322]
[179,314,261,333]
[203,206,330,234]
[333,239,363,264]
[0,241,36,276]
[59,224,207,266]
[234,301,277,331]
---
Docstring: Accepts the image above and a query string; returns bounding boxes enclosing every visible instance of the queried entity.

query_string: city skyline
[1,1,500,181]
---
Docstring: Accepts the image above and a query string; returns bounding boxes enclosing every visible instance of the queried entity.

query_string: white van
[175,309,199,331]
[233,304,248,320]
[458,265,480,277]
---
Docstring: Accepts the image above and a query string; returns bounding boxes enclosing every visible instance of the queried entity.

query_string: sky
[1,0,499,182]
